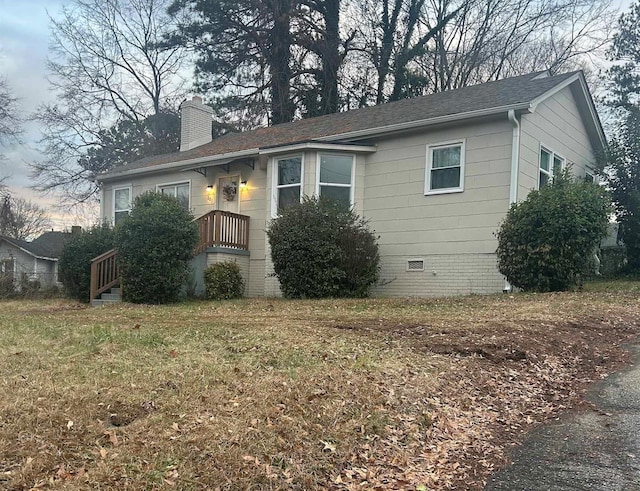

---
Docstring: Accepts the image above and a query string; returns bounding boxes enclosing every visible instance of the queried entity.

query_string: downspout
[504,110,521,293]
[99,182,105,222]
[508,109,520,206]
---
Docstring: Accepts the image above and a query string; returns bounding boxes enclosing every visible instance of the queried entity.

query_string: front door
[217,175,240,213]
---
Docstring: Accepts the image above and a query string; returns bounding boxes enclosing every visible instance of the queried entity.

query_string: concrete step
[91,298,120,307]
[91,287,122,307]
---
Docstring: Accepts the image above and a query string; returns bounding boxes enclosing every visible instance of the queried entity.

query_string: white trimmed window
[274,155,303,215]
[158,181,190,210]
[425,141,465,194]
[539,147,565,188]
[585,169,596,184]
[113,186,132,225]
[317,154,354,206]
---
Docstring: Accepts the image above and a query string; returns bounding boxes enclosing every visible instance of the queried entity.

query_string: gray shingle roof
[0,231,70,259]
[101,71,581,178]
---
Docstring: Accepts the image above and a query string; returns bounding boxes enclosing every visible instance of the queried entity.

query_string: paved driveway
[486,345,640,490]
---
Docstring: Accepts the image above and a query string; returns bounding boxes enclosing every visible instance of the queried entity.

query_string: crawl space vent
[407,259,424,271]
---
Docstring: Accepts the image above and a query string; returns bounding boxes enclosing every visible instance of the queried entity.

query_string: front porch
[90,210,250,304]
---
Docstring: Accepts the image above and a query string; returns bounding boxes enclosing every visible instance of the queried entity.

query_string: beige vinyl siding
[363,119,512,255]
[361,119,511,296]
[519,85,595,196]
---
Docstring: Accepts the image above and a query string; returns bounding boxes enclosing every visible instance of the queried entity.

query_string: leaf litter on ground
[0,285,639,489]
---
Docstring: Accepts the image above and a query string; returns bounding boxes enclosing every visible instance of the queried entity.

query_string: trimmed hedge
[115,192,198,304]
[204,261,244,300]
[267,196,380,298]
[496,170,611,291]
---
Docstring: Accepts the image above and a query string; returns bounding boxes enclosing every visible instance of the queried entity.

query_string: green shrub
[599,246,627,278]
[115,192,198,304]
[59,223,115,302]
[496,170,611,291]
[204,261,244,300]
[0,272,14,298]
[267,196,380,298]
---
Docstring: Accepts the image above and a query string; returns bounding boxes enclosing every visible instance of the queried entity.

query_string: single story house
[95,70,605,298]
[0,231,71,290]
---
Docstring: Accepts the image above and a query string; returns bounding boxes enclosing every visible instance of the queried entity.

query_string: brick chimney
[180,96,214,152]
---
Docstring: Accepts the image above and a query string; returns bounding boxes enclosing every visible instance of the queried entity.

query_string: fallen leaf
[320,440,336,452]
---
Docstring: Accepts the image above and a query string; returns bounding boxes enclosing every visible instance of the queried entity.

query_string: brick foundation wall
[373,253,505,297]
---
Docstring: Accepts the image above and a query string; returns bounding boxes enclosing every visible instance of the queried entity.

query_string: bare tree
[0,194,51,241]
[168,0,298,126]
[0,78,22,153]
[342,0,615,107]
[342,0,462,105]
[31,0,187,205]
[421,0,615,92]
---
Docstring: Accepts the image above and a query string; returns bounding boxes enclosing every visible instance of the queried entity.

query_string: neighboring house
[95,70,605,298]
[0,231,71,290]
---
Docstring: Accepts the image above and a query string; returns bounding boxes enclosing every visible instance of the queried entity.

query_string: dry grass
[1,286,640,490]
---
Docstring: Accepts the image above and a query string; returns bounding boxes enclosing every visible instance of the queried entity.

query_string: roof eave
[95,148,260,182]
[314,103,532,142]
[258,141,377,155]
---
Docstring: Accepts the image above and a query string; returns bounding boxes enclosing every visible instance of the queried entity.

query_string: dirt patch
[97,400,156,427]
[334,316,637,369]
[327,314,640,489]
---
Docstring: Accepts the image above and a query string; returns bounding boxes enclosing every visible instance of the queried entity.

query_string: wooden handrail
[194,210,250,255]
[90,248,119,301]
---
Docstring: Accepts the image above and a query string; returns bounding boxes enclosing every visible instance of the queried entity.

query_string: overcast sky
[0,0,86,229]
[0,0,636,231]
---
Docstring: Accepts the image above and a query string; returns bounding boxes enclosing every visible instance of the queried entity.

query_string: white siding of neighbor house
[519,85,596,197]
[101,160,269,297]
[0,241,58,288]
[362,118,513,296]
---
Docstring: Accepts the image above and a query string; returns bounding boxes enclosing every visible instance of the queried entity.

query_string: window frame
[585,168,596,184]
[0,257,14,274]
[112,185,132,225]
[315,153,355,206]
[271,154,304,218]
[538,145,565,188]
[424,140,466,195]
[156,180,192,210]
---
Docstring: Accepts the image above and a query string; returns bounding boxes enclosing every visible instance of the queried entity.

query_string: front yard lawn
[1,286,639,490]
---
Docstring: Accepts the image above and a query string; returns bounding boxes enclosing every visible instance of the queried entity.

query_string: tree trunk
[269,0,294,124]
[319,0,341,114]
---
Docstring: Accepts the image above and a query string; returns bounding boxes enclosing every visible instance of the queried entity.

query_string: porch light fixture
[206,185,214,191]
[239,180,248,189]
